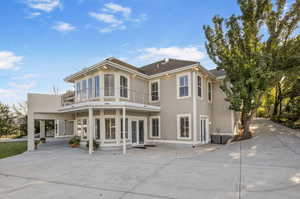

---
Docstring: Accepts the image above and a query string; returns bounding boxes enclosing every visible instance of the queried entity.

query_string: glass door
[138,120,144,144]
[131,121,137,144]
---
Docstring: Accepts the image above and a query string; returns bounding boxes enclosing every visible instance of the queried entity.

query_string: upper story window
[88,78,93,99]
[197,75,202,98]
[76,82,81,100]
[208,81,212,102]
[82,79,87,99]
[104,74,115,97]
[177,114,191,139]
[120,75,128,98]
[94,75,100,97]
[177,73,191,99]
[150,80,160,102]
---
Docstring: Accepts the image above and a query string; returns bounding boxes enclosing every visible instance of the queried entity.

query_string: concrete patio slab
[0,119,299,199]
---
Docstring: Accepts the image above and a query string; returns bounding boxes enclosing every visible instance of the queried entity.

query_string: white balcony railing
[61,87,150,106]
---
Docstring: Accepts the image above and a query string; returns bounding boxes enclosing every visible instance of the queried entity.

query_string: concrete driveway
[0,119,300,199]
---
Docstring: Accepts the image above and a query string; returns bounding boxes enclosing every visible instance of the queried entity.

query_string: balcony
[61,87,150,106]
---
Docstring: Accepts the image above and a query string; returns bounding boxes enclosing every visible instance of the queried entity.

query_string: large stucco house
[27,57,237,153]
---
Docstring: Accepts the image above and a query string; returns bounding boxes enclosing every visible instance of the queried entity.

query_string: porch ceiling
[57,101,160,113]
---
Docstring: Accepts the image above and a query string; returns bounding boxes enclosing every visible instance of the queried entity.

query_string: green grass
[0,141,27,159]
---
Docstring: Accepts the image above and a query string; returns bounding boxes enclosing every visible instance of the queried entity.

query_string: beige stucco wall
[211,80,234,135]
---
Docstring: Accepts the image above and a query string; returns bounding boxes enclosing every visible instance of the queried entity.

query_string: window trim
[149,116,160,138]
[177,114,192,140]
[176,72,191,99]
[197,74,203,100]
[207,80,212,103]
[119,74,130,100]
[149,79,160,103]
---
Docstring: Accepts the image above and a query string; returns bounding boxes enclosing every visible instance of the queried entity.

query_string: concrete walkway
[0,119,299,199]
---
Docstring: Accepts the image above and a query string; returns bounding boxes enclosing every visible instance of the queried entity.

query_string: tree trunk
[240,111,252,138]
[272,84,280,116]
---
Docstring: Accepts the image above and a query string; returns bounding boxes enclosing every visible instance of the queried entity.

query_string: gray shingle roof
[139,59,198,75]
[209,68,226,77]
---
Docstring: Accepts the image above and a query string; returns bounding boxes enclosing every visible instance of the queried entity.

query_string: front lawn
[0,141,27,159]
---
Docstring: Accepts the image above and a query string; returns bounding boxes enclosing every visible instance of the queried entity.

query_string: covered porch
[28,101,160,154]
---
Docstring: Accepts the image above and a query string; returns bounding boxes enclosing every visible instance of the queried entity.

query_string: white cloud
[138,46,206,62]
[52,22,76,33]
[25,0,61,12]
[89,13,122,25]
[26,12,41,19]
[89,2,146,33]
[0,51,23,70]
[12,73,39,80]
[102,3,131,17]
[9,81,36,90]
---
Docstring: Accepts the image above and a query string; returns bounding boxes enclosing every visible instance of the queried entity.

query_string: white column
[122,107,126,155]
[192,71,197,145]
[115,110,121,144]
[88,108,94,154]
[27,111,35,151]
[40,120,45,138]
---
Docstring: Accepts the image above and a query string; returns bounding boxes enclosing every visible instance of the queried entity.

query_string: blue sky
[0,0,242,105]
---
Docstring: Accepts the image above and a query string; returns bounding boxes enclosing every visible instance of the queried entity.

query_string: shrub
[40,137,46,143]
[69,136,81,146]
[86,139,99,150]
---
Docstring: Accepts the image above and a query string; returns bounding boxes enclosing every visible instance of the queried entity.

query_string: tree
[12,102,28,136]
[203,0,300,137]
[0,102,16,137]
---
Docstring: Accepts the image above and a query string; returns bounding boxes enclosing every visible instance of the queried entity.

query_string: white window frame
[119,74,130,100]
[176,72,191,99]
[177,114,192,140]
[197,74,203,100]
[149,116,160,138]
[81,79,87,100]
[76,117,88,140]
[149,79,160,103]
[103,73,115,98]
[104,116,116,141]
[207,80,212,103]
[88,77,94,99]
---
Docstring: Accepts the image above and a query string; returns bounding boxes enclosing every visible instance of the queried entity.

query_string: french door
[131,118,145,145]
[200,116,209,143]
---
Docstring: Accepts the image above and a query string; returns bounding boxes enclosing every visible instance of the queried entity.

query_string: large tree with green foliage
[0,103,16,137]
[203,0,300,137]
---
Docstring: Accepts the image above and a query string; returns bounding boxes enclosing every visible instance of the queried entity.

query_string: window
[150,117,160,138]
[104,74,115,97]
[95,118,100,140]
[120,75,128,98]
[120,118,128,139]
[177,73,191,98]
[208,81,212,102]
[150,80,159,102]
[82,79,87,99]
[76,82,81,101]
[88,78,93,99]
[94,75,100,97]
[82,119,87,139]
[197,76,202,98]
[177,114,191,139]
[105,118,116,140]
